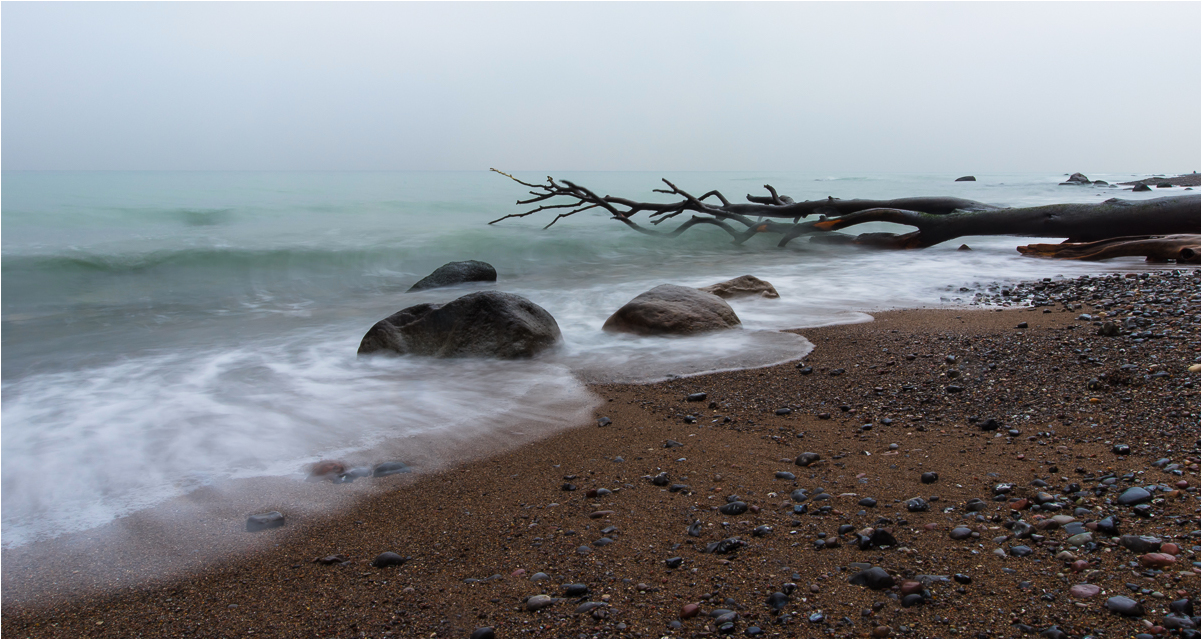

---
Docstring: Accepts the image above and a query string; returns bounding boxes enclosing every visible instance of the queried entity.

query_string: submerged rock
[602,284,740,335]
[407,260,497,292]
[246,511,285,532]
[698,275,780,299]
[358,291,561,359]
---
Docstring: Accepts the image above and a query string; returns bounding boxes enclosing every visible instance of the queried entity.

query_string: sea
[1,170,1188,548]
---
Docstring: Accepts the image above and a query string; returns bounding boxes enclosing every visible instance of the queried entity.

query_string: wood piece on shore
[1018,234,1201,263]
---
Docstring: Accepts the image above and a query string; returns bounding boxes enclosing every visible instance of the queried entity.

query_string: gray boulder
[359,291,561,359]
[602,284,740,336]
[1060,172,1092,185]
[698,275,780,299]
[407,260,497,292]
[954,176,976,182]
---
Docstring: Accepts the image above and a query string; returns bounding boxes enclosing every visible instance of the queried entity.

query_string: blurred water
[1,170,1184,546]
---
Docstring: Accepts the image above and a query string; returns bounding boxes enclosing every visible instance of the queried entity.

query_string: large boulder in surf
[358,291,561,359]
[698,275,780,300]
[602,284,740,336]
[954,175,976,182]
[1060,172,1092,185]
[407,260,497,292]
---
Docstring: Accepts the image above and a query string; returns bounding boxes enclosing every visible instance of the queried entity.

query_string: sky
[2,2,1199,173]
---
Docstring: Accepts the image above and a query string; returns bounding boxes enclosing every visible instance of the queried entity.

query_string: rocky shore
[2,269,1199,639]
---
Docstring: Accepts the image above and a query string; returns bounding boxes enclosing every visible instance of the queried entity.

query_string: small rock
[597,417,612,427]
[905,497,929,512]
[526,595,557,611]
[765,592,789,611]
[246,511,285,532]
[470,627,495,639]
[1105,595,1144,617]
[849,567,895,590]
[1070,584,1101,599]
[372,552,407,568]
[920,472,938,484]
[1117,487,1152,505]
[687,392,708,402]
[795,452,821,467]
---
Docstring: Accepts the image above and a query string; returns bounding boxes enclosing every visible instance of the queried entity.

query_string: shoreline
[3,269,1199,639]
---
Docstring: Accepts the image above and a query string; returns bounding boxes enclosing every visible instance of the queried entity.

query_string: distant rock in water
[358,291,561,358]
[602,284,740,336]
[698,275,780,299]
[1132,183,1152,192]
[407,260,497,292]
[954,176,976,182]
[1060,172,1092,185]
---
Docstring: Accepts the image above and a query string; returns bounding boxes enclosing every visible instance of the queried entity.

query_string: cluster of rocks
[359,261,781,359]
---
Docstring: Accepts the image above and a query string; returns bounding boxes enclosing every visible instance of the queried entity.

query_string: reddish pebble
[1016,454,1025,460]
[1009,498,1030,510]
[680,603,700,619]
[511,569,526,577]
[1165,490,1181,499]
[900,581,923,596]
[1069,584,1101,599]
[1139,553,1177,568]
[1161,543,1180,555]
[308,460,346,479]
[1071,560,1089,572]
[586,489,599,498]
[1176,480,1189,489]
[749,505,761,514]
[923,523,940,531]
[1150,627,1165,635]
[588,510,614,519]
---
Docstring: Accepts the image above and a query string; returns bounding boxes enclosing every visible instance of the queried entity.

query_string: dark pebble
[949,527,973,541]
[905,497,929,512]
[666,556,684,568]
[1117,487,1152,505]
[596,416,612,427]
[652,472,670,486]
[775,407,792,415]
[562,483,577,491]
[921,472,939,484]
[665,439,684,448]
[795,452,821,467]
[1112,444,1131,455]
[766,591,789,611]
[687,392,707,402]
[1105,595,1145,617]
[797,365,813,374]
[1009,545,1034,557]
[859,497,877,507]
[372,461,411,477]
[371,552,407,568]
[849,567,895,590]
[901,594,925,607]
[954,574,971,584]
[470,627,495,639]
[808,612,825,623]
[775,471,796,480]
[562,583,589,596]
[719,501,748,516]
[245,511,285,532]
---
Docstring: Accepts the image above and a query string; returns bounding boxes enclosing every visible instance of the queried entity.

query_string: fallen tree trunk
[1018,234,1201,263]
[491,169,1201,250]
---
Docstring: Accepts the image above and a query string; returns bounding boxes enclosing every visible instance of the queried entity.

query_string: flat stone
[1070,584,1101,599]
[1105,596,1144,617]
[245,511,285,532]
[849,567,895,590]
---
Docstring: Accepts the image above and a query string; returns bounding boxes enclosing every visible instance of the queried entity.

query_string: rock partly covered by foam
[359,291,561,359]
[407,260,497,292]
[698,275,780,299]
[602,284,740,336]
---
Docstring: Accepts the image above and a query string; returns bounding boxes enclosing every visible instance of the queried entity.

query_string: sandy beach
[3,269,1199,639]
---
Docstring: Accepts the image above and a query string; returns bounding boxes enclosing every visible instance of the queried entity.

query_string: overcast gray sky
[3,2,1199,172]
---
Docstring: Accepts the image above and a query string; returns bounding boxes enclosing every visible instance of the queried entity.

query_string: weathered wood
[491,170,1202,251]
[1017,234,1200,263]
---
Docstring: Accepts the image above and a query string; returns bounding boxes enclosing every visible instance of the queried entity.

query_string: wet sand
[3,270,1199,639]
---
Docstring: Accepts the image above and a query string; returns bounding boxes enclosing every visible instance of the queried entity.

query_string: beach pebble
[920,472,938,484]
[949,527,973,541]
[1105,596,1145,617]
[765,592,789,611]
[526,595,558,611]
[469,627,495,639]
[665,556,684,568]
[901,594,925,607]
[681,603,701,619]
[1120,535,1163,553]
[245,511,285,532]
[687,392,708,402]
[575,602,606,614]
[562,583,589,596]
[849,567,894,590]
[1139,553,1177,568]
[774,471,796,480]
[1117,487,1152,505]
[372,461,411,477]
[795,452,821,467]
[858,497,877,507]
[719,501,748,516]
[1009,545,1033,557]
[905,497,929,512]
[1070,584,1101,599]
[371,552,407,568]
[530,572,549,582]
[954,574,971,584]
[596,417,612,427]
[1112,444,1131,455]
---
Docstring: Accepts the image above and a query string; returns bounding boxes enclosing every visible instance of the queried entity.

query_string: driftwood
[1018,235,1201,263]
[490,169,1201,250]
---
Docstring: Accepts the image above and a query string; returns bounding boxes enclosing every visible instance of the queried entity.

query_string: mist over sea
[1,170,1187,547]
